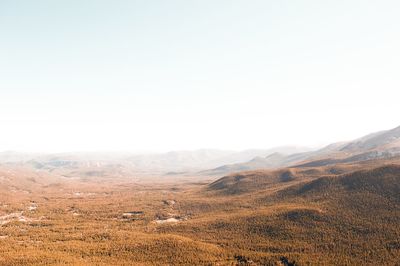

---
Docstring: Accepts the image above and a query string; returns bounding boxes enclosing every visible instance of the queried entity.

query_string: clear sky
[0,0,399,152]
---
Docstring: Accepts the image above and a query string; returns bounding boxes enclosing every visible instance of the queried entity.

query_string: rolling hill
[198,160,400,264]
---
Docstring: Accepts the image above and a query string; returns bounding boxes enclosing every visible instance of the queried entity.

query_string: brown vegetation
[0,159,399,265]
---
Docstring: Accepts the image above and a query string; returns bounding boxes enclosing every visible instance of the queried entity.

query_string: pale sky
[0,0,399,152]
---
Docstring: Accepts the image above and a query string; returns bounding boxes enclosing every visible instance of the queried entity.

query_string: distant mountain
[0,147,312,175]
[340,125,400,153]
[201,143,347,176]
[298,125,400,167]
[2,125,399,176]
[124,147,312,172]
[204,125,400,176]
[201,152,290,175]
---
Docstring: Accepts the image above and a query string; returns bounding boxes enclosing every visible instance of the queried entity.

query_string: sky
[0,0,399,152]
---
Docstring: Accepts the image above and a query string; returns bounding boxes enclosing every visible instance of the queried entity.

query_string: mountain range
[203,125,400,175]
[0,125,399,179]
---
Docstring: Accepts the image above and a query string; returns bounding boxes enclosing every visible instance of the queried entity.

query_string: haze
[1,0,399,152]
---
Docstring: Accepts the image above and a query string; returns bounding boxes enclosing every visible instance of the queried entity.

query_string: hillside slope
[192,162,400,265]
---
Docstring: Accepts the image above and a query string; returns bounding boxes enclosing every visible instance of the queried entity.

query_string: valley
[0,126,399,265]
[0,160,399,265]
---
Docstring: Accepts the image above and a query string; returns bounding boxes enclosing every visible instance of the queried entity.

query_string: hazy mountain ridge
[1,125,399,178]
[0,147,312,175]
[204,125,400,176]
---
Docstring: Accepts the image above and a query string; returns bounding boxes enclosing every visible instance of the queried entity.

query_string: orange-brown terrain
[0,157,399,265]
[0,127,400,265]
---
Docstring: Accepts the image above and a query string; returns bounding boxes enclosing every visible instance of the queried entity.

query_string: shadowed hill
[208,168,303,195]
[284,164,400,201]
[207,163,355,195]
[158,161,400,265]
[208,157,400,196]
